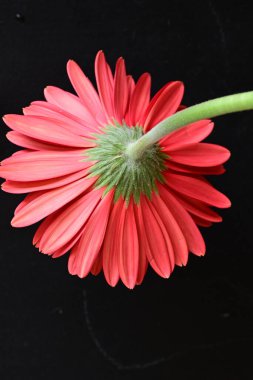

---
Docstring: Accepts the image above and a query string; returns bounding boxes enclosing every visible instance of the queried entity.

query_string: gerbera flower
[0,50,232,288]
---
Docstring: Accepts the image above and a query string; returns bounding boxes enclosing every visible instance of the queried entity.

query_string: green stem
[126,91,253,160]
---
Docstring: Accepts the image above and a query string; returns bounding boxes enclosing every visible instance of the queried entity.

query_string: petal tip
[2,114,14,124]
[124,280,135,290]
[67,59,77,70]
[10,216,19,228]
[96,50,104,61]
[174,80,185,92]
[44,85,54,96]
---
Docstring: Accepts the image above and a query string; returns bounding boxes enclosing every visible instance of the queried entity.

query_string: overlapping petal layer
[0,51,231,288]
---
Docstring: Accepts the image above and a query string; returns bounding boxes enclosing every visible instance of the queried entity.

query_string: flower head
[0,51,231,288]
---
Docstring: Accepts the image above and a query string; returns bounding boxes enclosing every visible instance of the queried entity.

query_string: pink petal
[6,131,80,151]
[191,215,213,227]
[124,75,135,126]
[14,194,33,216]
[166,161,226,175]
[11,176,96,227]
[51,230,84,258]
[68,190,113,278]
[127,73,151,126]
[34,209,87,258]
[177,104,187,111]
[133,204,148,285]
[160,120,214,149]
[3,115,91,148]
[166,143,231,167]
[136,253,148,285]
[158,184,206,256]
[39,187,105,254]
[90,253,103,276]
[52,246,71,258]
[33,213,54,247]
[152,192,188,266]
[118,198,139,289]
[135,200,162,277]
[0,150,91,181]
[164,172,231,208]
[95,51,114,121]
[113,57,129,123]
[2,168,89,193]
[66,59,106,123]
[102,199,124,287]
[140,195,173,277]
[170,190,222,223]
[127,75,135,98]
[44,86,98,127]
[142,81,184,131]
[23,102,98,135]
[2,149,84,164]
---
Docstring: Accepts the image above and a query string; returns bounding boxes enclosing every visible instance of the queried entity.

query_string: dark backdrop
[0,1,253,379]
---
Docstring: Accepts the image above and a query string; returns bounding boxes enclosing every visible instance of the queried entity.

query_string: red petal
[128,73,151,126]
[33,213,53,247]
[160,120,214,148]
[142,81,184,131]
[2,168,89,193]
[164,172,231,208]
[67,191,114,278]
[102,199,125,287]
[118,199,139,289]
[166,161,226,175]
[23,102,98,134]
[95,51,114,121]
[44,86,97,127]
[39,188,104,253]
[113,57,129,123]
[90,253,103,276]
[152,192,188,266]
[191,215,213,227]
[127,75,135,99]
[140,195,173,277]
[166,143,230,167]
[11,176,96,227]
[133,204,148,285]
[67,59,106,123]
[34,209,88,258]
[0,150,91,181]
[6,131,92,151]
[3,115,91,148]
[158,184,206,256]
[170,190,222,223]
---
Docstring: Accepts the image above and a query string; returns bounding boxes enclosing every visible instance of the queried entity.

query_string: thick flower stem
[126,91,253,160]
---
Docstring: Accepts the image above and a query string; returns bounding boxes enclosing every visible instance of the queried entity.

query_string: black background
[0,1,253,379]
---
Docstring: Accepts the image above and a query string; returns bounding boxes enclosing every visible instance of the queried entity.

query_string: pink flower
[0,51,231,288]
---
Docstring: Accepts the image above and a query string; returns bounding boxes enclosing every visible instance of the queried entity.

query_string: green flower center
[86,123,167,204]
